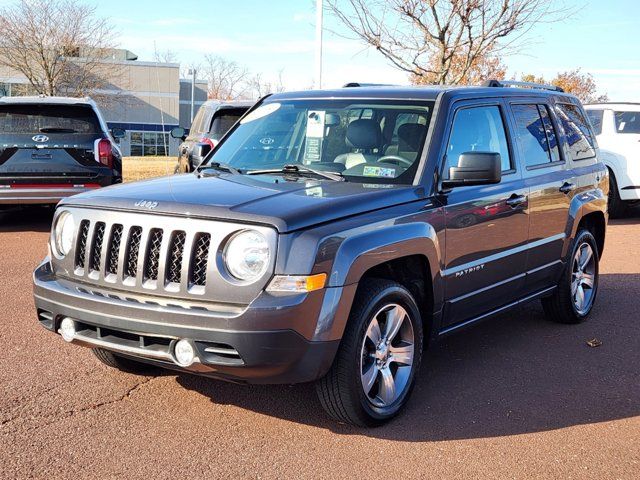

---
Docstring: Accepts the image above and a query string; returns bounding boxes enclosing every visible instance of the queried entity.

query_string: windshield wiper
[246,164,345,182]
[39,127,77,133]
[197,162,240,175]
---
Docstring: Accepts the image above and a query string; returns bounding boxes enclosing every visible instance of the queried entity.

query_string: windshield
[205,99,434,184]
[0,104,101,134]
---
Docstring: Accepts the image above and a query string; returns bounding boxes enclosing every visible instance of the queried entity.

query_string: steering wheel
[376,155,413,167]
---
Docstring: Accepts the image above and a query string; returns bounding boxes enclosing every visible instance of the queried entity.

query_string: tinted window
[0,104,100,134]
[512,104,561,167]
[556,103,596,161]
[209,108,247,136]
[586,109,604,135]
[444,105,511,177]
[614,111,640,134]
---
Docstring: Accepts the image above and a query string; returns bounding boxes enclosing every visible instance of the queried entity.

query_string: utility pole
[315,0,323,89]
[189,68,196,122]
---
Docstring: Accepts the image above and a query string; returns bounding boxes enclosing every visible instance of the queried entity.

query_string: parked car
[34,81,607,426]
[584,103,640,216]
[0,96,123,206]
[171,100,253,173]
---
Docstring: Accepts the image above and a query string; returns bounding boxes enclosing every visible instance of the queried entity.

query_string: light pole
[315,0,323,89]
[188,68,197,122]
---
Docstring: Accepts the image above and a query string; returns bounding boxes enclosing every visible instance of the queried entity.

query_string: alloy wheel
[571,242,596,315]
[360,304,415,408]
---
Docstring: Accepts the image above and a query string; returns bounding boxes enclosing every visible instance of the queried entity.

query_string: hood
[60,172,426,232]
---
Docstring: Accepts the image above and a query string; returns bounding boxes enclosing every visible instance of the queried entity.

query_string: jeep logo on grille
[32,134,49,143]
[134,200,158,210]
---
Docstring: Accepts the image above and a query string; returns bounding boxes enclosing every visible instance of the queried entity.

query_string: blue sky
[96,0,640,100]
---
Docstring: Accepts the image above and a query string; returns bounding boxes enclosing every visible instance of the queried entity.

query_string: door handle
[559,182,576,194]
[506,194,527,208]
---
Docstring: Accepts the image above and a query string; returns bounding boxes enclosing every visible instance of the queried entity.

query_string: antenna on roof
[483,79,564,93]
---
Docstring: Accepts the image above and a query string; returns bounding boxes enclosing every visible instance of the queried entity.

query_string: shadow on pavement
[0,206,54,233]
[178,272,640,441]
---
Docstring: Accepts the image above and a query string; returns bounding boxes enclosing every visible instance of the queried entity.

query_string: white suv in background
[585,103,640,216]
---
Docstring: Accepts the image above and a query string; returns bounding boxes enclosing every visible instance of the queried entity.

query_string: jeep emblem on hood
[32,134,49,143]
[134,200,158,210]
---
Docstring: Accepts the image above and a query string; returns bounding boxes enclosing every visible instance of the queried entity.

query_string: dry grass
[123,156,176,182]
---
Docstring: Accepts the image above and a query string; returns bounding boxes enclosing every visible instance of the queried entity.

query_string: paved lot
[0,206,638,479]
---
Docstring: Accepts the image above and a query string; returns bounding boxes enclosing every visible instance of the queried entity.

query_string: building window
[130,131,170,156]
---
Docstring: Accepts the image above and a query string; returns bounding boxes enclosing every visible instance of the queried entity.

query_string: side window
[444,105,511,178]
[511,104,561,168]
[614,111,640,134]
[556,103,597,161]
[586,109,604,135]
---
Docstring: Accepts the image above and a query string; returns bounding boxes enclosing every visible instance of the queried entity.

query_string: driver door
[441,100,530,330]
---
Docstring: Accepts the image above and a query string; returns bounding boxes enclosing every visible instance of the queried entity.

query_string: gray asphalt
[0,205,638,479]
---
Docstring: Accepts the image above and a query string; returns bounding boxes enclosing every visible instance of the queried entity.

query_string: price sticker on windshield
[304,111,325,163]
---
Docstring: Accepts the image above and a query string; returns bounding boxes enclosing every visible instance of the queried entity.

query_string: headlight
[223,230,270,282]
[52,211,75,257]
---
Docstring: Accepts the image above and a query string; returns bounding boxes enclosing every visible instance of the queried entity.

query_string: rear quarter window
[586,109,604,135]
[614,111,640,134]
[556,103,597,161]
[0,104,101,134]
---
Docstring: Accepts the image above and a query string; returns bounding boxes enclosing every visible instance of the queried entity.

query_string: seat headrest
[346,119,382,150]
[398,123,427,152]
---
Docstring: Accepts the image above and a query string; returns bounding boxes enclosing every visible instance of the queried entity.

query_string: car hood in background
[59,172,426,232]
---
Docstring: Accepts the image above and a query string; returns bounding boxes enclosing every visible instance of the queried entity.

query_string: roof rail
[342,82,397,88]
[483,79,564,93]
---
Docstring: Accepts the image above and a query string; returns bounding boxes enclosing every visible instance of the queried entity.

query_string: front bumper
[0,185,101,205]
[33,260,341,384]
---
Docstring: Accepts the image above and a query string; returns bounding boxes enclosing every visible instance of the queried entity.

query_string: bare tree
[246,69,286,98]
[202,54,248,100]
[0,0,119,96]
[327,0,569,85]
[154,48,178,64]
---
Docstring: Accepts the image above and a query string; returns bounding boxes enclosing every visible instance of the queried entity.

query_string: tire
[92,348,160,375]
[608,171,626,218]
[542,229,599,324]
[316,279,424,427]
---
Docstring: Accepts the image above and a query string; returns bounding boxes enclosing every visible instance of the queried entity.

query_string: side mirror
[442,152,502,188]
[190,142,212,169]
[111,127,125,139]
[171,127,186,140]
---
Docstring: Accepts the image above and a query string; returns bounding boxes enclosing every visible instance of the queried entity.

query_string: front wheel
[542,229,599,324]
[316,279,423,427]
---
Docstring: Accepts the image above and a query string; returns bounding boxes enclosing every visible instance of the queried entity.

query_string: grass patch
[123,156,176,182]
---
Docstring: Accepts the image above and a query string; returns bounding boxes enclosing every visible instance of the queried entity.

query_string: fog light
[59,318,76,342]
[174,339,195,367]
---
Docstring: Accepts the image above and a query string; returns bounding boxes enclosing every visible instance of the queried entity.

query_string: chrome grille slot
[166,231,186,284]
[75,220,90,269]
[124,226,142,279]
[89,222,106,272]
[106,224,123,275]
[144,229,163,281]
[190,233,211,287]
[60,209,277,304]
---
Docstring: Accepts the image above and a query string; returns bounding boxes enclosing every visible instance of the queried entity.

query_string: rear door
[0,103,107,186]
[508,100,577,294]
[441,99,530,329]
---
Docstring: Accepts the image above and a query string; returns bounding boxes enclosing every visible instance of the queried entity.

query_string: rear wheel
[542,229,599,324]
[92,348,160,375]
[316,279,423,427]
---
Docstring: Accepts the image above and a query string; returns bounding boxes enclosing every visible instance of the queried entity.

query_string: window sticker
[240,103,281,124]
[363,165,396,178]
[304,111,325,163]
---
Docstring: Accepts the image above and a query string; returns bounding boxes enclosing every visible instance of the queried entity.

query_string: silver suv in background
[171,100,253,173]
[585,103,640,216]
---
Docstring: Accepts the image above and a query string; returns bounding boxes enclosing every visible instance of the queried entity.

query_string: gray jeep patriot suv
[33,81,608,426]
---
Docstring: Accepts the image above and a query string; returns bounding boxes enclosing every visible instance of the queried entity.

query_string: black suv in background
[0,96,123,206]
[171,100,253,173]
[34,81,607,426]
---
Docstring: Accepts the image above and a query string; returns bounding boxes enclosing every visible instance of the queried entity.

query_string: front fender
[311,221,444,343]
